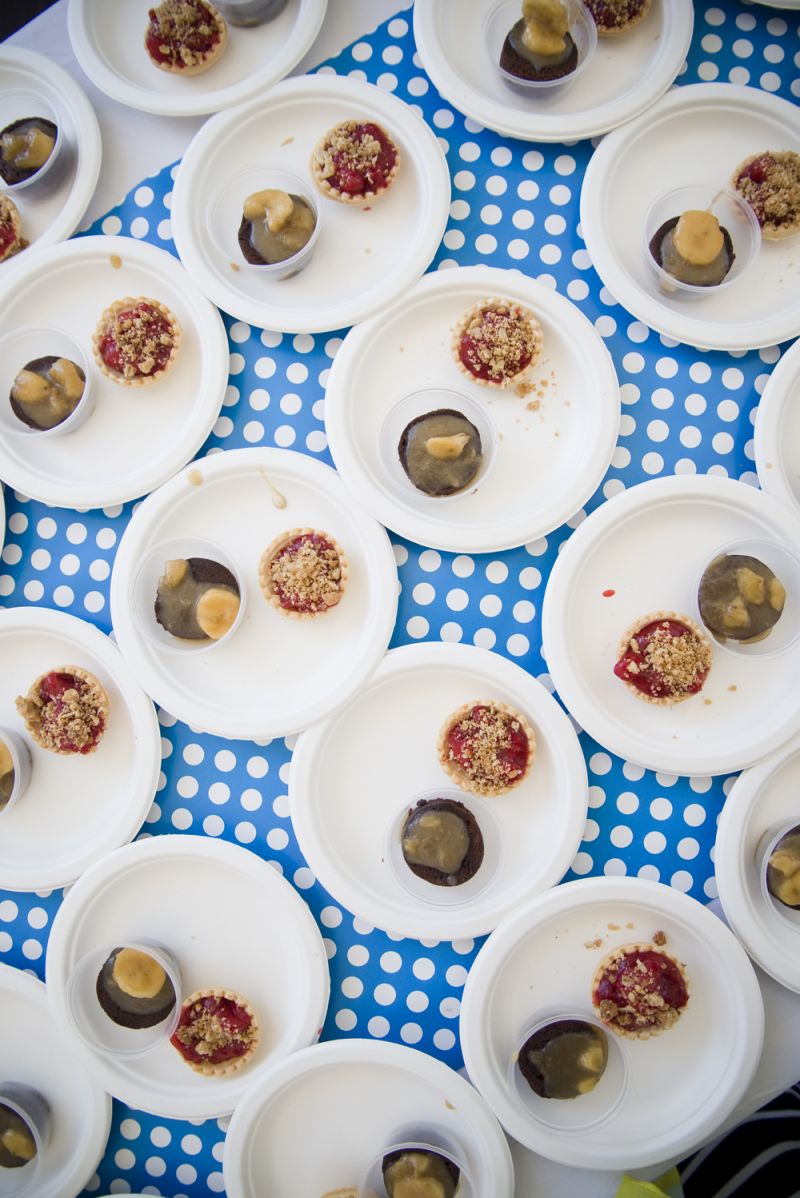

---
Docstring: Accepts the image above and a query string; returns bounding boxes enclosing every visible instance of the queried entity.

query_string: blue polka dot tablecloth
[0,2,798,1194]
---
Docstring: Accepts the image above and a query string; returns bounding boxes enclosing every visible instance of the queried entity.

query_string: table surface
[6,3,800,1197]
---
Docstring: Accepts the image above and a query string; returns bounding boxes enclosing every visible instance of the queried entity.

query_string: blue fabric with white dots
[0,2,797,1193]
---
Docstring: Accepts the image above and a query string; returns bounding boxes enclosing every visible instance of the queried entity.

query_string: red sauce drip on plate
[145,1,220,68]
[170,994,254,1066]
[328,123,397,196]
[613,618,708,700]
[39,671,105,754]
[594,949,689,1032]
[602,589,616,598]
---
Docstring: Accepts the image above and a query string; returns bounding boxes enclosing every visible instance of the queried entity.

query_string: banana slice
[0,738,13,777]
[1,1126,36,1161]
[195,587,240,640]
[112,947,167,999]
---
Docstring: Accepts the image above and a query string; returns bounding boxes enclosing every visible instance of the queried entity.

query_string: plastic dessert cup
[694,537,800,659]
[385,787,501,908]
[213,0,289,22]
[644,185,760,299]
[0,328,94,439]
[757,821,800,931]
[379,388,496,511]
[488,0,597,98]
[0,91,63,195]
[0,1082,50,1198]
[132,536,246,656]
[358,1127,473,1198]
[509,1008,628,1132]
[65,940,182,1059]
[0,728,32,818]
[207,165,321,282]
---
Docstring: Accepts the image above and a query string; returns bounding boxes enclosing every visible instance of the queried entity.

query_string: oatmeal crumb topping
[599,954,684,1032]
[585,0,646,28]
[447,705,527,786]
[150,0,220,67]
[105,304,175,378]
[270,536,342,608]
[637,621,711,691]
[652,929,667,946]
[177,1002,255,1056]
[735,151,800,229]
[314,121,383,181]
[16,677,103,753]
[462,304,539,381]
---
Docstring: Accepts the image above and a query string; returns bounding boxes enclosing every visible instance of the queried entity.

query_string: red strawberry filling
[171,994,256,1066]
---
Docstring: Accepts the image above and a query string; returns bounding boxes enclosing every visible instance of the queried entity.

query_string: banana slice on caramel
[195,587,241,639]
[111,947,167,999]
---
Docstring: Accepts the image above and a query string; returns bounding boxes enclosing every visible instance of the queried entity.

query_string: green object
[616,1167,684,1198]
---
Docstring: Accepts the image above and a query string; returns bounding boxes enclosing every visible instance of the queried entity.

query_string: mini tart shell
[92,296,182,388]
[174,987,259,1076]
[731,152,800,242]
[616,610,712,707]
[437,699,536,797]
[591,941,690,1041]
[310,121,401,206]
[0,193,24,262]
[587,0,652,36]
[451,297,544,390]
[258,527,349,620]
[144,1,228,77]
[15,665,109,756]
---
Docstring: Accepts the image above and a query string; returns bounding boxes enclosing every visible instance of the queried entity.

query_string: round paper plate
[0,483,5,554]
[460,877,764,1170]
[0,606,160,892]
[223,1039,514,1198]
[45,835,330,1119]
[0,46,101,253]
[67,0,327,117]
[110,447,398,739]
[754,338,800,517]
[0,235,228,509]
[715,732,800,994]
[750,0,800,7]
[171,74,450,333]
[540,475,800,776]
[0,962,111,1198]
[413,0,693,143]
[324,265,620,554]
[580,84,800,351]
[290,642,588,939]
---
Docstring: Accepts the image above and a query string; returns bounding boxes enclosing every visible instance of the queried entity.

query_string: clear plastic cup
[643,185,761,299]
[385,787,501,908]
[379,388,496,512]
[0,1083,50,1198]
[359,1126,472,1198]
[488,0,597,98]
[0,728,32,818]
[0,91,64,195]
[757,822,800,931]
[207,166,321,281]
[509,1009,628,1132]
[65,940,182,1059]
[132,536,246,656]
[0,328,94,439]
[213,0,289,23]
[694,537,800,658]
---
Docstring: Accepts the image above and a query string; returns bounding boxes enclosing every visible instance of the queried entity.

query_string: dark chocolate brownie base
[237,216,266,265]
[401,797,484,887]
[648,216,735,286]
[397,408,482,497]
[500,25,578,83]
[0,117,57,186]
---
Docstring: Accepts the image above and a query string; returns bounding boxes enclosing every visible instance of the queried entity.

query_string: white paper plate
[460,877,763,1170]
[325,265,620,554]
[172,74,450,333]
[0,963,111,1198]
[0,236,228,509]
[541,475,800,776]
[46,834,330,1119]
[715,732,800,993]
[413,0,693,144]
[0,47,101,254]
[0,483,5,555]
[580,84,800,351]
[110,446,398,739]
[223,1039,514,1198]
[0,607,160,892]
[751,0,800,7]
[754,338,800,517]
[290,642,588,939]
[67,0,327,117]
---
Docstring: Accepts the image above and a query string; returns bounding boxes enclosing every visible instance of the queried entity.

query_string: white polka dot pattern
[0,4,796,1193]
